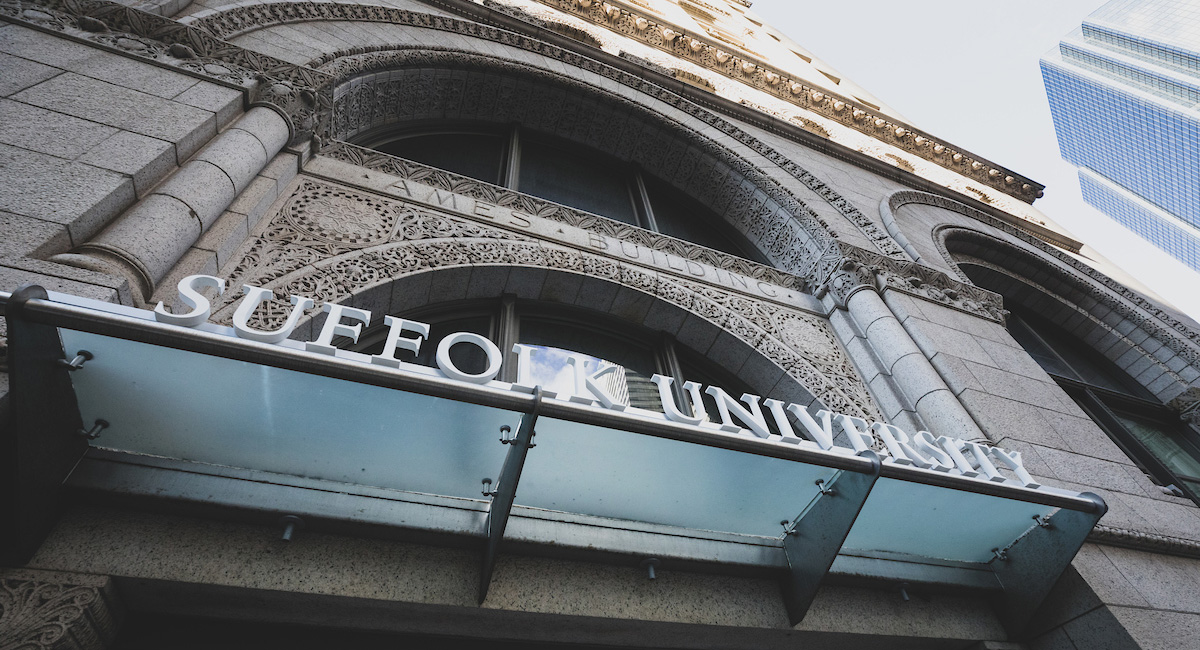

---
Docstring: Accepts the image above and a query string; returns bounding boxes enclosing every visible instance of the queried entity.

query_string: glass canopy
[0,287,1107,632]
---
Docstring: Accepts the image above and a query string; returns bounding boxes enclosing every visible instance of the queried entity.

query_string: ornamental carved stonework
[516,0,1042,202]
[0,573,121,650]
[212,178,883,421]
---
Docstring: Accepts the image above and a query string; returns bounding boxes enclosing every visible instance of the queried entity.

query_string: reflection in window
[364,126,767,263]
[353,298,758,419]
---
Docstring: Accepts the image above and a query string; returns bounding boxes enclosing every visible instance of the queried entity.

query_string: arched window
[365,125,768,263]
[350,296,757,418]
[1004,302,1200,503]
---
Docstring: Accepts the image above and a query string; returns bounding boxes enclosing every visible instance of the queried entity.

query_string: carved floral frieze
[212,178,884,421]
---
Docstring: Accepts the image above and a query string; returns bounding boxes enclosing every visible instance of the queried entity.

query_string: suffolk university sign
[154,275,1042,490]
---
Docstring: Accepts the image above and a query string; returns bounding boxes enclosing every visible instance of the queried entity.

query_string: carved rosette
[212,179,883,421]
[0,574,122,650]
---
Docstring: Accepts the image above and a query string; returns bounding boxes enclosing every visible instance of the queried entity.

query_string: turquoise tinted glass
[61,329,518,499]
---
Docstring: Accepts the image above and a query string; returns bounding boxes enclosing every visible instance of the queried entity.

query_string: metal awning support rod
[990,492,1108,636]
[0,290,1105,513]
[780,450,882,625]
[478,388,542,604]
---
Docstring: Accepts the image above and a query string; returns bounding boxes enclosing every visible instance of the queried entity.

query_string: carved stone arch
[188,1,913,269]
[210,179,883,421]
[940,226,1200,401]
[319,47,838,276]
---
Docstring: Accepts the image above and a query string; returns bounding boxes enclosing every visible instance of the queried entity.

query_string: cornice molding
[1090,524,1200,560]
[517,0,1044,203]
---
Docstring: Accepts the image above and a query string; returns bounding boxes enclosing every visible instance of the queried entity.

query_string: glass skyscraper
[1042,0,1200,272]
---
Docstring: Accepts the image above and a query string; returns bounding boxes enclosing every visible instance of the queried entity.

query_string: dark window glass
[1009,307,1152,398]
[377,132,505,185]
[1005,313,1078,379]
[992,293,1200,504]
[1112,411,1200,484]
[361,126,768,264]
[518,140,639,225]
[643,174,764,262]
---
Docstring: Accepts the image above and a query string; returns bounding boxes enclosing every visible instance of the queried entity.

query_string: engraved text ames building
[2,1,1200,648]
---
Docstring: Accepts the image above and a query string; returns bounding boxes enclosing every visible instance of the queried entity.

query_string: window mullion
[498,294,519,383]
[632,170,659,232]
[1076,384,1183,490]
[656,333,693,417]
[502,124,521,190]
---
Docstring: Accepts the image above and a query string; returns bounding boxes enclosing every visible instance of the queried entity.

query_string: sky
[751,0,1200,322]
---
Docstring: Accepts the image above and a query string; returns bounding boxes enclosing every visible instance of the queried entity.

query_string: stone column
[828,260,986,441]
[0,569,123,650]
[52,107,291,302]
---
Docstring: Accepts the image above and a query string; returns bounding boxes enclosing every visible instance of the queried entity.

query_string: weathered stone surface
[174,81,243,128]
[194,126,268,194]
[0,210,71,258]
[70,50,200,99]
[0,51,60,97]
[77,130,177,197]
[155,159,236,230]
[13,73,216,162]
[88,193,201,286]
[0,99,114,161]
[193,209,250,271]
[0,142,135,241]
[0,264,121,303]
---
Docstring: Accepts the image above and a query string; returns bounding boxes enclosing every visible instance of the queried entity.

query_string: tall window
[351,297,755,418]
[1005,304,1200,503]
[367,125,768,263]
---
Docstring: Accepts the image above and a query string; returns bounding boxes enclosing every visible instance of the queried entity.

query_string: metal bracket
[77,419,109,440]
[279,514,305,541]
[780,450,881,625]
[57,350,93,371]
[478,387,542,604]
[991,493,1107,636]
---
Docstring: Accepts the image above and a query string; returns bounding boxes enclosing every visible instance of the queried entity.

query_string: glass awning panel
[513,417,839,537]
[60,329,520,500]
[844,478,1056,564]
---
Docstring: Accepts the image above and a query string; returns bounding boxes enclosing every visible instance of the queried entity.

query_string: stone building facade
[2,1,1200,648]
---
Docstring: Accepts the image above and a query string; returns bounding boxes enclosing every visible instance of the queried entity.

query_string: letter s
[154,275,225,327]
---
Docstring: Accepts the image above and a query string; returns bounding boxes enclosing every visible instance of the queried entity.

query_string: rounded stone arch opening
[939,226,1194,401]
[316,47,834,278]
[211,238,881,422]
